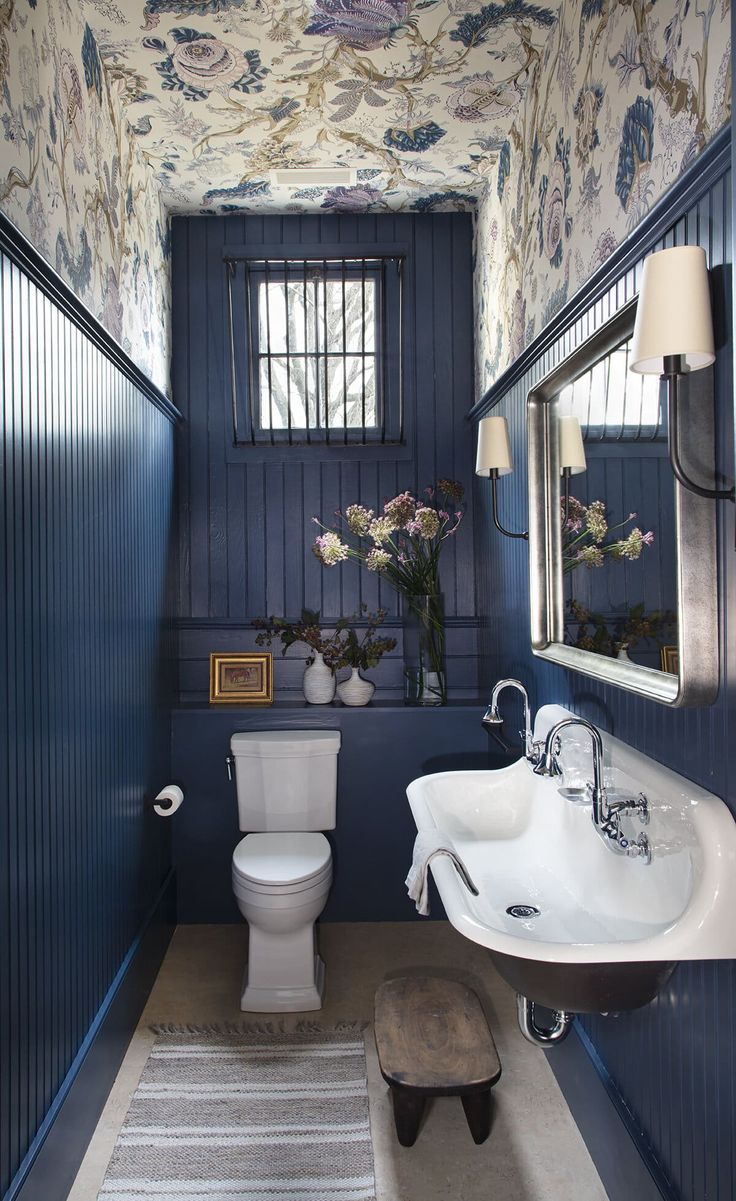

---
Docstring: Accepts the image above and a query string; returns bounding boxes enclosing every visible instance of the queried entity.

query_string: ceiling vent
[270,167,358,188]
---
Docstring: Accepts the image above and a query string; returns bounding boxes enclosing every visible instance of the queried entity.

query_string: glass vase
[402,594,447,706]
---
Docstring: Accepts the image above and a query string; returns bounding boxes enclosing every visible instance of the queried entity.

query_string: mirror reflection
[556,336,678,674]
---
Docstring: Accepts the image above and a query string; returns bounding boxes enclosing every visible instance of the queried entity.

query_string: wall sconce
[476,414,587,540]
[475,415,528,540]
[558,415,586,522]
[630,244,734,503]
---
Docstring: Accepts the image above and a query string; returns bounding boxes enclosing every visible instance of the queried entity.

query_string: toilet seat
[232,832,332,893]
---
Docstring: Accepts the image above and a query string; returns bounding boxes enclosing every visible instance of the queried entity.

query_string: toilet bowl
[231,830,333,1012]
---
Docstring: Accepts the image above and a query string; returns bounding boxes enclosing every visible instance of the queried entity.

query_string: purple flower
[321,185,383,212]
[383,491,415,526]
[305,0,410,50]
[313,532,349,565]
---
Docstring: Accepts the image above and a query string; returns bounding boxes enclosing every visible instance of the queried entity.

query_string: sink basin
[407,705,736,1012]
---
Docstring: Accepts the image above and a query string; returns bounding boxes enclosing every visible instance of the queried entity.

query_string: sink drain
[506,904,541,919]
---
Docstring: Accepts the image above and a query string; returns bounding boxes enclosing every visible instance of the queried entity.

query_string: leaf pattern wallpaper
[0,0,731,396]
[473,0,732,391]
[0,0,171,390]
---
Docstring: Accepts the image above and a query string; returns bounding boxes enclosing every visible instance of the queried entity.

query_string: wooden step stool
[374,976,501,1147]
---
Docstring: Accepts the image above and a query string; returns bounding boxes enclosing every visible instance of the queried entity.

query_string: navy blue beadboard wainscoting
[170,703,501,923]
[0,219,179,1201]
[171,212,478,702]
[472,138,734,1201]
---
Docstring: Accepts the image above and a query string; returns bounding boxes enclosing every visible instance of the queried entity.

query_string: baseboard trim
[548,1022,675,1201]
[4,871,176,1201]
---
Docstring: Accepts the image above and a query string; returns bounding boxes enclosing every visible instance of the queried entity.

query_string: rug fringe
[149,1019,370,1036]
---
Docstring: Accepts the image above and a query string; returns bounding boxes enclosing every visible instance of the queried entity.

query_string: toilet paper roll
[153,784,184,817]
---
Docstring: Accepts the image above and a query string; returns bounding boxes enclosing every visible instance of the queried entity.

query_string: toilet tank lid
[230,730,341,758]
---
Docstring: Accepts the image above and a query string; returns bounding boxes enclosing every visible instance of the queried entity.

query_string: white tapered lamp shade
[476,416,513,478]
[558,415,586,475]
[630,246,715,375]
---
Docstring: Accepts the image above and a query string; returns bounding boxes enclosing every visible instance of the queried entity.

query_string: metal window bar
[243,258,256,445]
[226,255,402,445]
[360,257,366,445]
[264,258,275,444]
[341,257,347,445]
[397,256,404,443]
[302,259,310,444]
[572,340,664,443]
[284,259,292,446]
[380,257,388,445]
[323,257,329,444]
[225,259,241,445]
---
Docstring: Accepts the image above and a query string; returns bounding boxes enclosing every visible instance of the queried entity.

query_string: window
[226,253,404,447]
[558,336,664,441]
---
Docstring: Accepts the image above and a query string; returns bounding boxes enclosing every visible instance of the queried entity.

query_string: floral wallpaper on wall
[0,0,171,391]
[473,0,732,394]
[74,0,560,214]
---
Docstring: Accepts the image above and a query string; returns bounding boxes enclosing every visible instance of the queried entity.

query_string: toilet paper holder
[147,784,185,816]
[147,793,174,812]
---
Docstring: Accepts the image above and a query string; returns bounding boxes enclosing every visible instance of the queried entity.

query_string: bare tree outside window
[255,266,378,432]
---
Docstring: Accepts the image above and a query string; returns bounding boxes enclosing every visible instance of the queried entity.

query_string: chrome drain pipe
[517,994,573,1047]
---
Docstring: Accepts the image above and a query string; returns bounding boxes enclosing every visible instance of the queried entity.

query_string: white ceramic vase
[336,668,375,707]
[303,651,335,704]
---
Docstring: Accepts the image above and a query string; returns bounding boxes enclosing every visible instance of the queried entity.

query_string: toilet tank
[230,730,341,832]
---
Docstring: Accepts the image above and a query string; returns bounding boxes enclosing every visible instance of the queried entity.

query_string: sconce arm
[490,472,529,541]
[664,356,735,503]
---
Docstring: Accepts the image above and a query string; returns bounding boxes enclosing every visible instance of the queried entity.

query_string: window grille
[225,255,404,446]
[558,336,664,441]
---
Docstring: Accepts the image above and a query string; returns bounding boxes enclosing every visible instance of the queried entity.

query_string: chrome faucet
[482,679,537,763]
[534,716,651,862]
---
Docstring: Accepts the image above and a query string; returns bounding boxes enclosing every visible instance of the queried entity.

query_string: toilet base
[240,954,326,1013]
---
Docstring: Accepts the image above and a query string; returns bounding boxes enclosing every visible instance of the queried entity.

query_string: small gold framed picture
[660,645,679,676]
[209,652,273,705]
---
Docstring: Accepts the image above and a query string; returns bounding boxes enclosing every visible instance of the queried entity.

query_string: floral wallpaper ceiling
[76,0,562,213]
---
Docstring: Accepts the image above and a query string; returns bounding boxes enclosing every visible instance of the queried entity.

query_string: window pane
[325,357,376,427]
[559,339,663,438]
[251,261,385,436]
[259,354,376,430]
[321,278,376,352]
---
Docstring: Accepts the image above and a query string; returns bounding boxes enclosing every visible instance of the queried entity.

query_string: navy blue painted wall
[473,163,734,1201]
[170,212,479,702]
[171,703,501,923]
[0,244,177,1200]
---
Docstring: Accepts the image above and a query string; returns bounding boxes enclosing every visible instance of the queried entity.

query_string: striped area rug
[97,1025,376,1201]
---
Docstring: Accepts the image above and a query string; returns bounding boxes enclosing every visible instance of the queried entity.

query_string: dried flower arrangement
[311,479,466,597]
[566,599,676,658]
[252,607,396,672]
[563,496,654,574]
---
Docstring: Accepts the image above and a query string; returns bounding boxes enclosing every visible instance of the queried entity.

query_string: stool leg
[461,1090,492,1144]
[391,1087,426,1147]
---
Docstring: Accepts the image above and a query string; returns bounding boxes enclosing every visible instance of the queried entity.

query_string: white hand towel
[406,830,475,916]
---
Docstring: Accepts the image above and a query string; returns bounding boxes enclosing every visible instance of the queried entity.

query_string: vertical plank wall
[474,166,734,1201]
[171,212,478,700]
[0,248,176,1199]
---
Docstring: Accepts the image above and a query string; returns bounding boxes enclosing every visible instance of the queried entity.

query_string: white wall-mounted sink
[407,705,736,1012]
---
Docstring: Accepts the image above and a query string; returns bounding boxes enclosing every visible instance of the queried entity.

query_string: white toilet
[229,729,340,1012]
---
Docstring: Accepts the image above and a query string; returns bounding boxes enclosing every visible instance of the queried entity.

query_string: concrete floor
[68,922,608,1201]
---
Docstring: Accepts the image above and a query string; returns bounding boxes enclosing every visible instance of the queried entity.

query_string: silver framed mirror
[527,298,718,707]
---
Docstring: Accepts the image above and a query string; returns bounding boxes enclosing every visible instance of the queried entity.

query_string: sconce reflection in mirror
[631,244,735,504]
[476,413,587,539]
